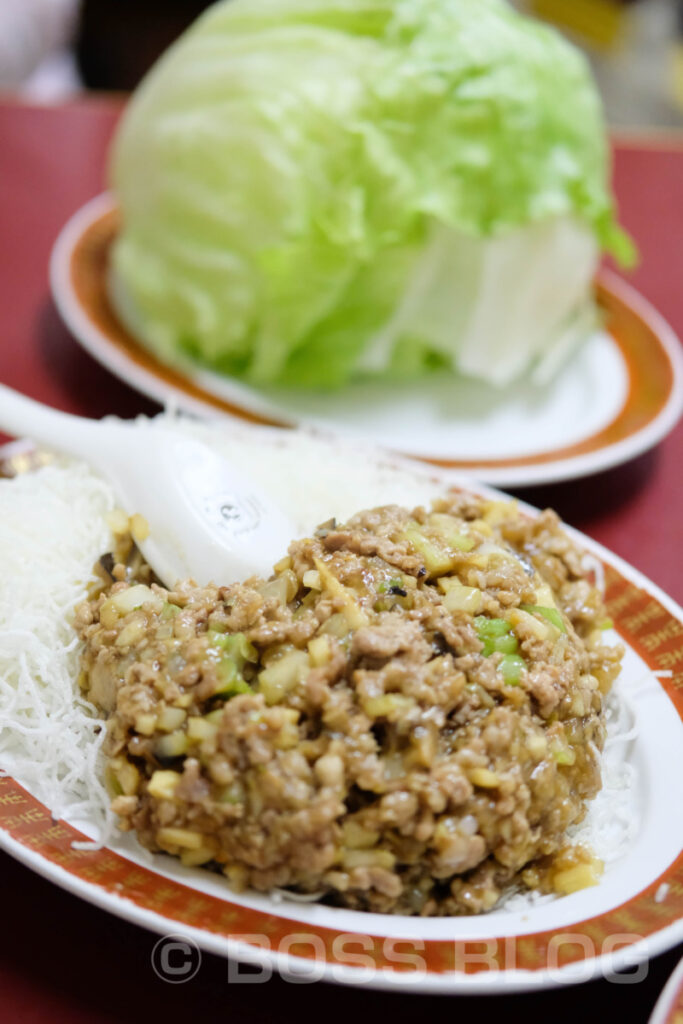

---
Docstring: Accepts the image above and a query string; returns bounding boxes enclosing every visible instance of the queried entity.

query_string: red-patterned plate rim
[0,451,681,993]
[49,194,683,488]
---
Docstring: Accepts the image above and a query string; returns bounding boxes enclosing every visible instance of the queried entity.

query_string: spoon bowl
[0,384,295,586]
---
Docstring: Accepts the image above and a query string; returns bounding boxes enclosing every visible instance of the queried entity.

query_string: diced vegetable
[482,501,515,525]
[208,631,257,667]
[173,693,193,710]
[147,770,181,800]
[428,515,476,552]
[155,730,189,760]
[402,525,458,576]
[321,613,351,640]
[471,519,493,538]
[99,600,120,630]
[258,649,310,705]
[129,513,150,542]
[534,583,558,610]
[552,861,602,894]
[438,578,465,594]
[187,716,218,743]
[261,570,298,605]
[314,558,368,628]
[110,584,163,616]
[107,757,140,797]
[474,616,510,638]
[520,604,566,633]
[466,541,518,570]
[552,746,576,766]
[105,508,129,536]
[509,607,551,641]
[449,535,476,553]
[157,827,205,851]
[106,586,162,633]
[570,692,586,716]
[342,821,380,850]
[214,659,253,698]
[134,712,157,736]
[303,570,322,590]
[205,708,227,726]
[217,781,245,805]
[361,694,415,720]
[115,615,146,648]
[474,616,524,673]
[314,753,344,787]
[342,849,396,870]
[468,768,500,788]
[157,706,187,733]
[499,654,526,685]
[273,709,300,750]
[180,847,216,867]
[526,734,548,759]
[378,577,408,595]
[488,633,519,656]
[442,585,483,615]
[308,635,331,667]
[206,630,257,698]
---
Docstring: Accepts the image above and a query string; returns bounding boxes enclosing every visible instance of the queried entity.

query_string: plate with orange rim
[50,194,683,488]
[0,438,682,994]
[650,958,683,1024]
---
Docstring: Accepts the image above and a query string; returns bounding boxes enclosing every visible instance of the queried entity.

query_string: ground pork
[77,495,622,915]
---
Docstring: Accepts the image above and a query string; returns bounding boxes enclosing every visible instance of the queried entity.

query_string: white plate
[0,442,681,994]
[650,957,683,1024]
[50,194,683,487]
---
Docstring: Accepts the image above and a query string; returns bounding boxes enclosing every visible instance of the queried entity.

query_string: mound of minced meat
[75,495,623,915]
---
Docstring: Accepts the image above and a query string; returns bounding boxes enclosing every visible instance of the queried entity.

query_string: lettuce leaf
[110,0,632,389]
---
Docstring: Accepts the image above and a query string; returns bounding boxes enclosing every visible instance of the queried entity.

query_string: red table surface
[0,97,681,1023]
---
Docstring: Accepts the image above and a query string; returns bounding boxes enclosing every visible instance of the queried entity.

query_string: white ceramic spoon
[0,384,295,586]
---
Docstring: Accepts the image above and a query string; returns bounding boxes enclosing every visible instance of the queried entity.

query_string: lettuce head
[110,0,632,389]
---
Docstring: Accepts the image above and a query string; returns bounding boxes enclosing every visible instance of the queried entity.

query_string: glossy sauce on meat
[76,496,623,915]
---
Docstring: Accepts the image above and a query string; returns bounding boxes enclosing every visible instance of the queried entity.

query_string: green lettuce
[110,0,632,389]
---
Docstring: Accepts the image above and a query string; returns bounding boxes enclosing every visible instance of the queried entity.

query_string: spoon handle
[0,383,102,459]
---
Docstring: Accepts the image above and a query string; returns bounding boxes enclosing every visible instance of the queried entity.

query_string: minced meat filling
[76,495,623,915]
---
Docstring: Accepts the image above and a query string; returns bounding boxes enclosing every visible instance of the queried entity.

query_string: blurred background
[0,0,682,128]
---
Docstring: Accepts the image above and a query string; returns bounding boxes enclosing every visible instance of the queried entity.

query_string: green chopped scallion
[491,633,519,656]
[520,605,566,633]
[215,656,253,697]
[474,616,510,638]
[499,653,526,685]
[378,577,405,594]
[208,630,257,668]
